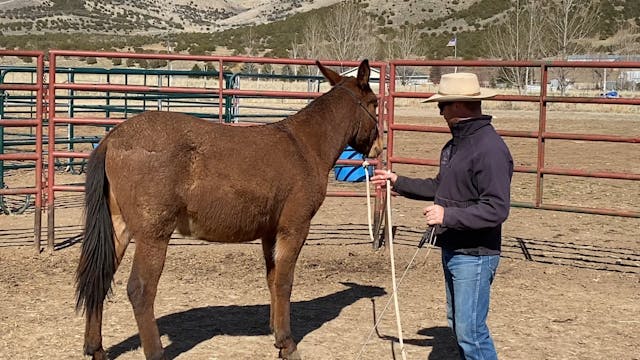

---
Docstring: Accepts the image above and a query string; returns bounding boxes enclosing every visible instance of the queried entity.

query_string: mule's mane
[270,77,365,173]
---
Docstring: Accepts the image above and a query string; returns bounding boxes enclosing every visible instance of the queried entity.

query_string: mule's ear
[357,59,371,89]
[316,60,342,86]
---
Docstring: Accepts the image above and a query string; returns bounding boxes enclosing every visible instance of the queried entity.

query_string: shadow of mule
[107,282,386,359]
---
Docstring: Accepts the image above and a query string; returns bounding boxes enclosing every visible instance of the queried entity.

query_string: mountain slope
[0,0,497,35]
[0,0,638,60]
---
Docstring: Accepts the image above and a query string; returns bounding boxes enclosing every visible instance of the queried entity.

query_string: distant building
[567,54,640,62]
[340,67,381,85]
[404,75,431,86]
[566,54,640,91]
[621,70,640,84]
[548,78,574,92]
[567,54,619,62]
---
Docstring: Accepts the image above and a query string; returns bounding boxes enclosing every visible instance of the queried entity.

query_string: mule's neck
[281,89,358,174]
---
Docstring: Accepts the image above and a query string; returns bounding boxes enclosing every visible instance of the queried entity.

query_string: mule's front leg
[270,231,307,360]
[127,239,169,360]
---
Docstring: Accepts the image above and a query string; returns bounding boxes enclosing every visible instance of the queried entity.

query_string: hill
[0,0,638,60]
[0,0,489,35]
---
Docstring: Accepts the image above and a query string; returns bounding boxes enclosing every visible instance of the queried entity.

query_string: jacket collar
[450,115,493,138]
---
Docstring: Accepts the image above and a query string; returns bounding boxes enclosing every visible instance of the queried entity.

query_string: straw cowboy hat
[423,72,496,102]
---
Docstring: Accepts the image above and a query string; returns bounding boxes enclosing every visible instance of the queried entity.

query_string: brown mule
[75,59,383,359]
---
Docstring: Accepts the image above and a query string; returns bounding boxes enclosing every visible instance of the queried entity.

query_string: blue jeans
[442,249,500,360]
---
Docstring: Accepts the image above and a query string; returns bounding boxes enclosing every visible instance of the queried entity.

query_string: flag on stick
[446,37,457,47]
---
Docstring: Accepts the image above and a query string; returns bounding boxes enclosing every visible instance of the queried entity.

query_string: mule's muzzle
[367,136,384,158]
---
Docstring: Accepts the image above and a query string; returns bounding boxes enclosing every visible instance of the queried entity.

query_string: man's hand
[424,204,444,226]
[369,169,398,187]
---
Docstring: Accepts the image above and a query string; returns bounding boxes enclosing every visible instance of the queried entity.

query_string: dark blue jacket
[393,116,513,255]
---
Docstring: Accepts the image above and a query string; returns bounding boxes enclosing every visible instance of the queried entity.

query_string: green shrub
[189,64,203,78]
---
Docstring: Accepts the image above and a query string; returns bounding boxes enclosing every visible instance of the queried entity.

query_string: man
[371,72,513,360]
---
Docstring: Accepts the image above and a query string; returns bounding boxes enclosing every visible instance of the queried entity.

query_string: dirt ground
[0,109,639,360]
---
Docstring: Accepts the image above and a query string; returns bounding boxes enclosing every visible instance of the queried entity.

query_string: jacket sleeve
[443,148,513,230]
[392,173,440,201]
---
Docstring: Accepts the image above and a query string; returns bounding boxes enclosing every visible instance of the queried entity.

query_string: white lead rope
[385,171,408,360]
[363,161,375,243]
[362,162,406,360]
[359,162,438,360]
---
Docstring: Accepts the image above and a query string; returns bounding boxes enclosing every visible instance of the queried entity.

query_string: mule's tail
[75,142,116,316]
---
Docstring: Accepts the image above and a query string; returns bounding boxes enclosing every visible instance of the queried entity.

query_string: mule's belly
[176,202,273,243]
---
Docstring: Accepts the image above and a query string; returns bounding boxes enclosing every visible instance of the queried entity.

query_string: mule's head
[317,59,383,159]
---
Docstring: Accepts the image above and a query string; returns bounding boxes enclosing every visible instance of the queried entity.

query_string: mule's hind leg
[261,232,277,330]
[84,305,106,360]
[84,204,132,359]
[127,237,169,360]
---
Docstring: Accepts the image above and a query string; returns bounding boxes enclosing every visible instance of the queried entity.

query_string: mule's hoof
[90,350,107,360]
[148,352,167,360]
[281,350,302,360]
[84,344,106,360]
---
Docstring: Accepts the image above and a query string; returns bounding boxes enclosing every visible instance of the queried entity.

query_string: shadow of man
[107,282,385,359]
[375,326,459,359]
[418,326,460,360]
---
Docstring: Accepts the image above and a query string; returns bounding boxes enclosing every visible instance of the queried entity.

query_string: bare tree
[321,2,377,67]
[241,27,259,73]
[590,23,640,92]
[606,22,640,56]
[301,17,325,60]
[242,27,258,56]
[540,0,600,94]
[429,66,443,85]
[387,25,423,85]
[487,0,543,94]
[289,34,302,76]
[296,17,326,76]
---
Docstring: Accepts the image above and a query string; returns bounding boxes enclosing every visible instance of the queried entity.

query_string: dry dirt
[0,110,639,360]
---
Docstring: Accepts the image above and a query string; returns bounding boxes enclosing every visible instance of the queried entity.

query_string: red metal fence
[0,50,45,251]
[0,51,638,252]
[388,59,639,219]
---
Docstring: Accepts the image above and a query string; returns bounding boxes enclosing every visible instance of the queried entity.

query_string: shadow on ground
[108,282,386,359]
[375,325,459,360]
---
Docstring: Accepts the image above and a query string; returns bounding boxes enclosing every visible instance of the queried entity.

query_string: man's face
[438,101,454,121]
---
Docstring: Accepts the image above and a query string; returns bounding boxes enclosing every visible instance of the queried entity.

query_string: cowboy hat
[423,72,496,102]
